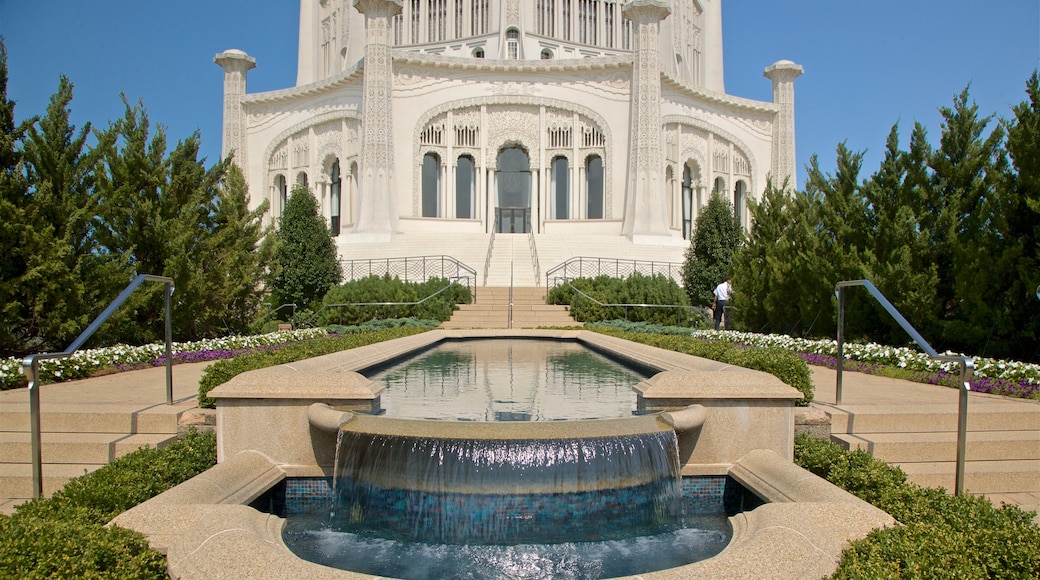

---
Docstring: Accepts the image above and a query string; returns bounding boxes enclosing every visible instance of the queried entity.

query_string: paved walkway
[2,360,1037,517]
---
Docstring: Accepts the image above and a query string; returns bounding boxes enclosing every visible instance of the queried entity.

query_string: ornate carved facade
[216,0,801,264]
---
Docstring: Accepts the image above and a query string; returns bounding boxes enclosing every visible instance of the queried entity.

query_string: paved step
[899,460,1040,494]
[443,286,577,329]
[825,404,1040,433]
[832,430,1040,463]
[0,404,185,434]
[0,432,178,464]
[0,462,101,499]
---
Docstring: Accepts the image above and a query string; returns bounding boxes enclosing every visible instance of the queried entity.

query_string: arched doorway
[495,146,531,233]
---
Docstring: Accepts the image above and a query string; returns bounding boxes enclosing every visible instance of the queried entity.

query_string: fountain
[111,329,894,578]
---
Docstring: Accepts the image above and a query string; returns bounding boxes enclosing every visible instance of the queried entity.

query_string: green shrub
[591,325,814,405]
[794,434,1040,579]
[316,275,471,326]
[0,430,216,579]
[548,274,707,327]
[197,325,433,408]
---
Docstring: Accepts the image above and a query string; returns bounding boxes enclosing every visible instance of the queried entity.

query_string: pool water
[281,478,734,580]
[363,339,652,421]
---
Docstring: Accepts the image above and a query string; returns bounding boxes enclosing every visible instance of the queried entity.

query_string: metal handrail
[339,255,476,302]
[297,278,471,327]
[21,274,175,499]
[560,278,709,324]
[483,217,498,287]
[256,303,298,326]
[836,279,974,495]
[527,227,540,286]
[545,257,684,290]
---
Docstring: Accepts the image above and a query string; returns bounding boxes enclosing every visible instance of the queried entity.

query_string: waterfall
[330,429,683,545]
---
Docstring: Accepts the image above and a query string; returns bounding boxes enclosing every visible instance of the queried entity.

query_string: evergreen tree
[731,178,801,333]
[925,87,1007,352]
[270,184,341,310]
[200,163,273,334]
[860,124,940,346]
[17,76,123,351]
[681,192,741,308]
[0,39,32,355]
[1000,71,1040,360]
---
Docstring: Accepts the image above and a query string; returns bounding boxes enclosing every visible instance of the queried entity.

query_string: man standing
[712,277,732,331]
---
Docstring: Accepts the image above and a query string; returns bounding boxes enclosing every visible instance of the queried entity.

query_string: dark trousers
[714,300,728,330]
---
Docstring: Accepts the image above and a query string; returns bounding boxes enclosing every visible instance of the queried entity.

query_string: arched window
[422,153,440,217]
[713,176,725,196]
[734,180,747,230]
[456,155,475,219]
[506,28,520,60]
[275,174,288,216]
[330,159,342,235]
[473,47,485,58]
[541,48,554,59]
[682,164,695,240]
[551,156,569,219]
[586,155,603,219]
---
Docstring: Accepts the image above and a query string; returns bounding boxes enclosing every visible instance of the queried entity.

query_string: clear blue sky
[2,0,1038,189]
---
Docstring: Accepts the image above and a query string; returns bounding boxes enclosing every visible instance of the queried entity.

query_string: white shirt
[713,281,732,301]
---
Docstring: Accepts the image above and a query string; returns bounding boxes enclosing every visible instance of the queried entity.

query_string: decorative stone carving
[621,0,671,242]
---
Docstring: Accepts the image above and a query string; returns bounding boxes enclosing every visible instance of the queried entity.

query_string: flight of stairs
[442,286,578,329]
[823,398,1040,496]
[0,403,185,500]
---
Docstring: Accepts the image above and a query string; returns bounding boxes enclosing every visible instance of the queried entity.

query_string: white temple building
[216,0,802,286]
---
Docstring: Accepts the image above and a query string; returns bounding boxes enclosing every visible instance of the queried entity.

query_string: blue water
[283,490,730,579]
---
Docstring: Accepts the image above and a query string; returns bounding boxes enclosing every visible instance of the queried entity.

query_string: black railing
[545,256,684,290]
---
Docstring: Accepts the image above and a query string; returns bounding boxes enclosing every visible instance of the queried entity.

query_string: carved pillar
[213,50,256,169]
[352,0,402,241]
[763,60,804,189]
[621,0,671,243]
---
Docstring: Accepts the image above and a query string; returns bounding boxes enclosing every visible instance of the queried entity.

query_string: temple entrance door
[494,147,531,234]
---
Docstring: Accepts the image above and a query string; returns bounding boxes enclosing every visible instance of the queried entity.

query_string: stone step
[898,460,1040,494]
[0,432,177,464]
[0,404,183,434]
[826,405,1040,433]
[0,462,100,500]
[832,430,1040,463]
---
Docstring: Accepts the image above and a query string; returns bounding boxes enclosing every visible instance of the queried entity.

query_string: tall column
[352,0,402,241]
[763,60,804,190]
[621,0,672,244]
[213,50,256,169]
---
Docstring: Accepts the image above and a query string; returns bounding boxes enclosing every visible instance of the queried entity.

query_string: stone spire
[214,49,256,168]
[763,60,804,189]
[621,0,672,244]
[351,0,402,241]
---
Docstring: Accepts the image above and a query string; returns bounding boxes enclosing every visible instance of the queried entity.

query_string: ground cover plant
[0,430,216,579]
[197,321,437,408]
[795,434,1040,579]
[587,323,814,405]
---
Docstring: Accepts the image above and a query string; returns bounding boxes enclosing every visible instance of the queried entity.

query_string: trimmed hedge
[795,434,1040,579]
[197,323,436,408]
[0,430,216,579]
[548,273,709,327]
[316,275,471,326]
[590,324,814,405]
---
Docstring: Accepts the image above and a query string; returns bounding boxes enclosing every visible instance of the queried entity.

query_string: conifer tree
[0,39,31,355]
[681,192,741,308]
[270,184,341,310]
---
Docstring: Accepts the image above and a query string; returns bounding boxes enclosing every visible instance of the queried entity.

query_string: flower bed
[692,330,1040,399]
[0,329,327,390]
